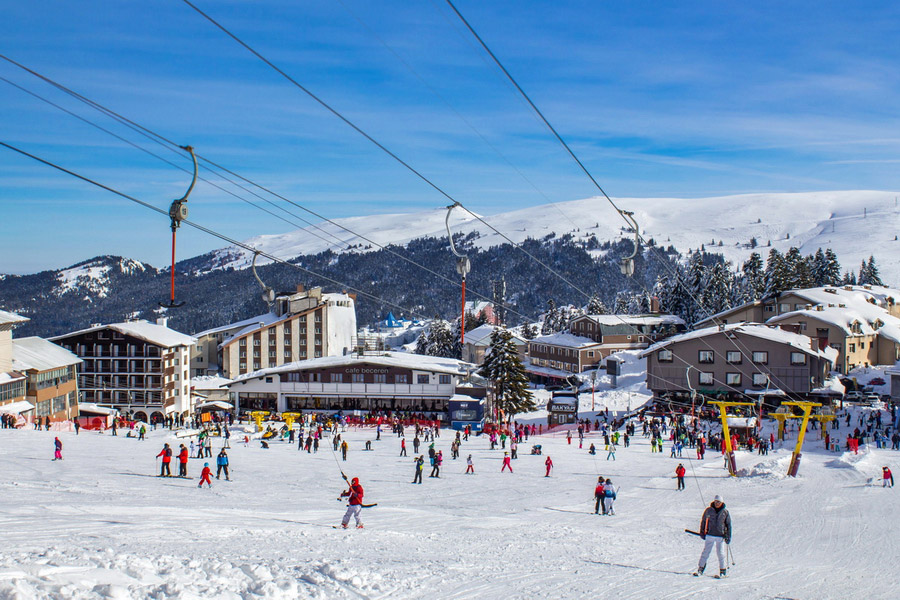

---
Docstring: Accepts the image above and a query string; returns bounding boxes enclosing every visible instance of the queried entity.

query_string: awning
[196,400,233,410]
[78,402,120,416]
[0,400,35,414]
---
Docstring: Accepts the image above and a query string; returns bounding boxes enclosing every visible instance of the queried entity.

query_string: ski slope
[211,190,900,285]
[0,411,896,599]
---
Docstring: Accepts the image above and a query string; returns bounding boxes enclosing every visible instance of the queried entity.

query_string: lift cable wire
[0,54,540,326]
[0,140,438,323]
[443,0,802,395]
[176,0,595,303]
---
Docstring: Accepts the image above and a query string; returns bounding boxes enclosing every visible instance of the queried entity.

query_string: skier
[156,443,172,477]
[400,438,407,457]
[606,443,616,461]
[339,477,365,529]
[412,456,424,484]
[138,424,145,441]
[413,435,421,454]
[594,477,606,514]
[694,495,732,578]
[178,444,189,478]
[501,452,513,473]
[465,454,474,474]
[53,437,63,461]
[216,449,230,480]
[602,479,617,515]
[198,462,212,488]
[544,455,553,477]
[341,440,349,461]
[204,434,212,458]
[589,443,596,455]
[883,466,894,488]
[74,420,80,435]
[676,463,686,490]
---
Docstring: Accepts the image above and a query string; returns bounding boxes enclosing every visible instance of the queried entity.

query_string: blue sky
[2,1,899,273]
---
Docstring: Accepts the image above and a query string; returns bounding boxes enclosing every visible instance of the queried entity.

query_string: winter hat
[713,494,723,503]
[204,462,209,467]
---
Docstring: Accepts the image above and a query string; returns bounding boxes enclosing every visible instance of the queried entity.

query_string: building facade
[193,285,356,379]
[227,353,473,416]
[0,310,29,416]
[12,336,81,422]
[642,324,836,402]
[51,319,195,422]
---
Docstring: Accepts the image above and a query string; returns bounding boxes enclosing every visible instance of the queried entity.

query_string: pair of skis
[685,529,734,578]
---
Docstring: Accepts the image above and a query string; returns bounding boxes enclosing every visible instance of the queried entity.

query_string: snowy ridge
[209,190,900,284]
[55,256,150,299]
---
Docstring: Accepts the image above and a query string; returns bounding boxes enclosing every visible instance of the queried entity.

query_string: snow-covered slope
[210,190,900,284]
[55,256,151,298]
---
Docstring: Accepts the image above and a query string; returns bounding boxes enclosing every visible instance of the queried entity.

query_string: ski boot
[356,524,365,529]
[692,566,704,577]
[341,523,349,529]
[715,568,727,579]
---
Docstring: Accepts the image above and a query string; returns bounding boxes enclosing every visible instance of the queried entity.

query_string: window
[253,362,260,370]
[726,351,741,364]
[268,328,276,336]
[439,374,451,384]
[790,352,807,365]
[284,350,292,358]
[795,303,805,310]
[588,351,595,358]
[699,372,714,385]
[239,362,247,371]
[658,349,673,362]
[197,345,203,353]
[798,321,807,331]
[352,373,364,383]
[314,351,321,358]
[726,373,741,386]
[752,351,768,364]
[848,344,856,353]
[283,326,291,336]
[331,373,343,383]
[764,305,774,313]
[265,377,273,383]
[239,338,247,347]
[396,374,408,384]
[698,350,714,364]
[859,341,865,349]
[373,374,386,383]
[269,351,276,358]
[417,374,429,384]
[314,313,322,322]
[752,373,767,387]
[254,339,261,346]
[779,303,790,312]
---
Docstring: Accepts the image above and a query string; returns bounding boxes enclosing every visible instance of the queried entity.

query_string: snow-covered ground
[1,408,897,599]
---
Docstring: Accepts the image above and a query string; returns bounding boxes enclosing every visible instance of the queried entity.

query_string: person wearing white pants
[694,495,731,577]
[341,504,362,529]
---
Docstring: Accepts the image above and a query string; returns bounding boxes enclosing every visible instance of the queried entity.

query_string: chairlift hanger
[252,251,276,310]
[445,203,471,344]
[160,145,197,309]
[618,210,639,277]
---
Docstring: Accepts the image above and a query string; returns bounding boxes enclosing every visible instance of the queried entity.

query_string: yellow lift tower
[709,401,757,477]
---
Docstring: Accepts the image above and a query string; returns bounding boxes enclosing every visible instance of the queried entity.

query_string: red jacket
[594,484,604,498]
[178,449,188,464]
[342,483,364,505]
[676,466,686,477]
[545,457,553,467]
[884,469,893,479]
[157,447,172,463]
[200,466,212,481]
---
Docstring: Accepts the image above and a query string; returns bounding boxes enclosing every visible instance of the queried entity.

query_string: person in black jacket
[694,495,732,578]
[412,456,424,484]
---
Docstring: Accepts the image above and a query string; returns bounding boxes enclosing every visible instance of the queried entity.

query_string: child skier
[465,454,474,474]
[544,455,553,477]
[53,437,62,461]
[501,452,513,473]
[198,463,212,488]
[884,466,894,488]
[339,477,365,529]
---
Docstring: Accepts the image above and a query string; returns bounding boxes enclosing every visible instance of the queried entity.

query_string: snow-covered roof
[465,301,492,313]
[767,307,877,337]
[12,337,82,372]
[51,320,195,348]
[531,332,601,348]
[549,396,578,407]
[465,324,525,347]
[0,310,28,326]
[196,400,233,410]
[190,375,232,391]
[641,323,838,362]
[582,314,685,327]
[194,312,278,338]
[78,402,119,416]
[0,400,34,414]
[231,351,474,383]
[0,371,26,385]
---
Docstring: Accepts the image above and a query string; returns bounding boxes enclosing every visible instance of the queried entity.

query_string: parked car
[864,393,882,406]
[845,391,864,402]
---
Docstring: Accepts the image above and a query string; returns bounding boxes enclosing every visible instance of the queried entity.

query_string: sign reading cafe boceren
[344,367,390,374]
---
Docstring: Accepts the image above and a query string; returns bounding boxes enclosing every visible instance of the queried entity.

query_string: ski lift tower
[445,203,471,345]
[709,400,756,477]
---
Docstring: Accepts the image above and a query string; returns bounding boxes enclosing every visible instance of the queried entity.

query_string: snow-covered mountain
[55,256,152,299]
[209,190,900,283]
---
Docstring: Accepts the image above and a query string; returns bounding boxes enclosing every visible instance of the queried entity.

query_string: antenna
[445,203,471,344]
[160,145,197,309]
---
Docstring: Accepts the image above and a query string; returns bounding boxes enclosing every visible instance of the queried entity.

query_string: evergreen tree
[823,249,842,285]
[859,255,884,285]
[478,329,535,419]
[703,261,734,315]
[542,299,559,334]
[741,252,765,300]
[521,323,538,340]
[586,293,608,315]
[764,249,788,295]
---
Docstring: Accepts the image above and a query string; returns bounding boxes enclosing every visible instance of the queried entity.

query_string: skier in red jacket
[883,466,894,488]
[544,456,553,477]
[676,463,686,491]
[198,462,212,488]
[178,444,189,478]
[340,477,365,529]
[501,452,513,473]
[156,443,172,477]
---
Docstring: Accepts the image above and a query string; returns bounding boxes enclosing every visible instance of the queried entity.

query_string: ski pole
[727,543,736,565]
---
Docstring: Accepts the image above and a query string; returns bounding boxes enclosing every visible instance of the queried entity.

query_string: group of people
[155,442,230,483]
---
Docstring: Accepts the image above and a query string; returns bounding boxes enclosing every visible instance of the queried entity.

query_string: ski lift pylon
[160,145,197,309]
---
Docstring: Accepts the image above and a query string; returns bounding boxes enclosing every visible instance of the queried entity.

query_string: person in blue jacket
[216,449,230,480]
